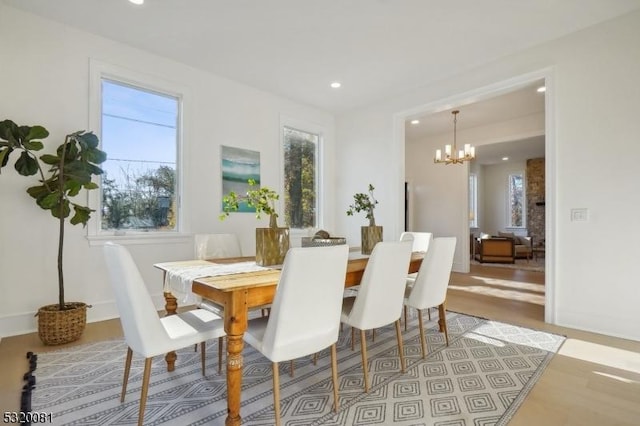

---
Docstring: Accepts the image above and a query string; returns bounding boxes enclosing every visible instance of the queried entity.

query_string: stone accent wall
[526,158,545,245]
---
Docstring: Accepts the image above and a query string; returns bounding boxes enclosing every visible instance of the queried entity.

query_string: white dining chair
[400,232,433,328]
[404,237,456,358]
[193,233,243,361]
[341,240,413,393]
[243,244,349,426]
[400,231,433,253]
[103,242,226,426]
[194,233,242,260]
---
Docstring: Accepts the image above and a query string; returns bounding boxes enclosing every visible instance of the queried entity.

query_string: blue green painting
[221,145,260,213]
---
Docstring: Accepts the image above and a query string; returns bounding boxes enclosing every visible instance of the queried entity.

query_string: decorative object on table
[301,230,347,247]
[220,178,289,266]
[347,183,382,254]
[0,119,107,345]
[433,109,475,165]
[220,145,260,212]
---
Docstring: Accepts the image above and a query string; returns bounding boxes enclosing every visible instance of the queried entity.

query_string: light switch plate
[571,208,588,222]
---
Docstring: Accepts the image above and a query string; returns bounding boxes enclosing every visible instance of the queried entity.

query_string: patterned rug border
[466,319,566,425]
[495,350,554,425]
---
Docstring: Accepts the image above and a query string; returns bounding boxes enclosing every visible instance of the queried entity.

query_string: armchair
[474,237,515,263]
[498,232,533,261]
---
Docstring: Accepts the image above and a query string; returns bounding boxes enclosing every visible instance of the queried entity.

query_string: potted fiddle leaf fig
[220,178,289,265]
[347,184,382,254]
[0,119,107,345]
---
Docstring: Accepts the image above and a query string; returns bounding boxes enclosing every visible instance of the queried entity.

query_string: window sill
[87,232,192,246]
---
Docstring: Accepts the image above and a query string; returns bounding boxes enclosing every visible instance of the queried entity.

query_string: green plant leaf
[27,184,51,201]
[87,163,104,175]
[14,151,39,176]
[65,180,83,197]
[58,140,79,159]
[39,192,60,209]
[65,169,92,185]
[26,125,49,141]
[77,132,99,149]
[0,119,17,141]
[40,154,60,165]
[70,205,92,226]
[23,140,44,151]
[85,148,107,164]
[0,147,13,169]
[49,199,70,219]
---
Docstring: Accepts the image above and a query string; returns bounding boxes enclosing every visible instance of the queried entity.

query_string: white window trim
[507,171,527,228]
[88,59,190,245]
[279,115,325,237]
[469,173,478,228]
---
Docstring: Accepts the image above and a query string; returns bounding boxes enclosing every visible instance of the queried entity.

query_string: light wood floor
[1,264,639,424]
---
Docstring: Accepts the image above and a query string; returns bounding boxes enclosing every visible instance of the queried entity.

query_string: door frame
[392,67,556,324]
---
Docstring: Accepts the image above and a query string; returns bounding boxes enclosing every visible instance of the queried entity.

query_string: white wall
[0,6,336,337]
[335,11,640,340]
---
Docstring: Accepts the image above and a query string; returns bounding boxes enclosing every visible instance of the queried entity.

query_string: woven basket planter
[37,302,88,345]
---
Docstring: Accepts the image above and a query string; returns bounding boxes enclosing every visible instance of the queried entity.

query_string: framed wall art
[221,145,260,212]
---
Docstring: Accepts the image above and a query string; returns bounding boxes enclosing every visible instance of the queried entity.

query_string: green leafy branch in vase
[347,183,378,227]
[219,178,281,228]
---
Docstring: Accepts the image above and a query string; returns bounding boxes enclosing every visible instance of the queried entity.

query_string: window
[508,172,525,227]
[99,79,180,233]
[282,126,319,229]
[469,173,478,228]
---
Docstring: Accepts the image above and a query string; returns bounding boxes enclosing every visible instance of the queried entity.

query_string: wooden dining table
[157,251,424,426]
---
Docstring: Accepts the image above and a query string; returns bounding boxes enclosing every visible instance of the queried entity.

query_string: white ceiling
[405,80,545,139]
[4,0,640,113]
[474,136,545,166]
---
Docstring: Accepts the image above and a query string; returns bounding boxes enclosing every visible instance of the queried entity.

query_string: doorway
[396,70,555,324]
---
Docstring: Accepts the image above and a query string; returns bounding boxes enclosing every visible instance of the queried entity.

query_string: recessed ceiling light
[330,82,341,89]
[502,157,509,161]
[129,0,144,5]
[537,86,546,93]
[410,119,420,125]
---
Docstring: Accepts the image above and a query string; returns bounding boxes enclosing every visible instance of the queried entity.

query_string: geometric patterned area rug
[31,311,565,425]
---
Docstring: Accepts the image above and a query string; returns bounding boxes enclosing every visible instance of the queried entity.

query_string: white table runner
[155,260,271,304]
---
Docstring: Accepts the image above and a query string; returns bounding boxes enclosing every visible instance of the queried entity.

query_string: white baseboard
[452,260,468,274]
[0,293,167,338]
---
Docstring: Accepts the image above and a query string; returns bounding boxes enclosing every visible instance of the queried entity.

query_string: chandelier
[434,110,475,165]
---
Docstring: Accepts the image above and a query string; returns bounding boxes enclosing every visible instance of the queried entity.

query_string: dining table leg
[225,290,249,426]
[163,291,178,371]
